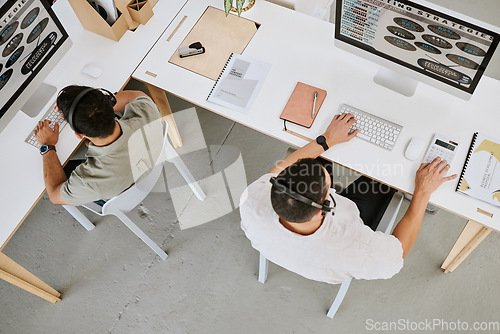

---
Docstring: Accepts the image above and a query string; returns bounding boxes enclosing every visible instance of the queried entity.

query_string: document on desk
[456,132,500,208]
[207,53,271,114]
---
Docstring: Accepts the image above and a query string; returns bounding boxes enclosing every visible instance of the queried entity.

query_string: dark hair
[57,85,116,138]
[270,158,329,223]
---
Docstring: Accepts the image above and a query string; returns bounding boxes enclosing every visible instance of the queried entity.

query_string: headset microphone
[270,176,335,216]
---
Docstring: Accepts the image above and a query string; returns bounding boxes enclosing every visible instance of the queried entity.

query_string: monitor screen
[0,0,69,118]
[335,0,500,96]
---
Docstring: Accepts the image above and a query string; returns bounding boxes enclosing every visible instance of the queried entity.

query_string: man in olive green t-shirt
[34,85,162,206]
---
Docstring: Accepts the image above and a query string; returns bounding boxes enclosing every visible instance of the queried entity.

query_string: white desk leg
[144,83,183,148]
[0,252,61,303]
[441,220,492,273]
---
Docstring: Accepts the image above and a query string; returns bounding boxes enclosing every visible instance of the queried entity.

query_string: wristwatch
[40,144,56,155]
[316,135,329,151]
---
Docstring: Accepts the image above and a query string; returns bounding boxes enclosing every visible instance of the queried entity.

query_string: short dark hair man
[34,85,163,206]
[240,113,456,283]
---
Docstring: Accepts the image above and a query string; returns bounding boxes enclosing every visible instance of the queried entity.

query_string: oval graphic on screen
[0,69,13,91]
[446,54,479,70]
[393,17,424,32]
[0,22,19,46]
[422,34,452,49]
[456,42,486,57]
[27,17,49,44]
[21,7,40,29]
[22,32,57,74]
[6,46,24,68]
[387,26,415,40]
[2,33,23,57]
[417,58,471,84]
[415,42,441,54]
[428,25,461,40]
[384,36,416,51]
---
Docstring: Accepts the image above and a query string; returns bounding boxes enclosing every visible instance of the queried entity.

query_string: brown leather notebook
[280,82,327,128]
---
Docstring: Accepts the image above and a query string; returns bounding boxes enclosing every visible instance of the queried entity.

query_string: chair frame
[258,191,404,318]
[63,120,206,261]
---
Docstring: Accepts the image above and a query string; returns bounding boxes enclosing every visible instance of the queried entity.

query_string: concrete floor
[2,2,500,333]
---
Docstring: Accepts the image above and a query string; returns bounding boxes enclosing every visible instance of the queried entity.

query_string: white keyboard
[25,103,67,149]
[337,104,402,151]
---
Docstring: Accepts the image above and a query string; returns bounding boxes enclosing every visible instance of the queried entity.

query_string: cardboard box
[68,0,130,41]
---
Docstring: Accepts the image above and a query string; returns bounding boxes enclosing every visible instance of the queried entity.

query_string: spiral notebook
[207,53,271,114]
[456,132,500,207]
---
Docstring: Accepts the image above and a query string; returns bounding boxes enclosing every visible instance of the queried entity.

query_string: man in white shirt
[240,113,457,283]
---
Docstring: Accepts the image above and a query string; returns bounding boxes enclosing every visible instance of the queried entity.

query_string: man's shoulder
[240,173,277,222]
[122,96,160,121]
[240,173,276,205]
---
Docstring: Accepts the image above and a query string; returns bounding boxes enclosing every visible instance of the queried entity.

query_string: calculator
[422,134,459,164]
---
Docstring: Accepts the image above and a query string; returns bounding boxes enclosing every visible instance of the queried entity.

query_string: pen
[312,91,318,118]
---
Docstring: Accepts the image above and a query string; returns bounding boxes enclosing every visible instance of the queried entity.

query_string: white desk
[0,0,187,302]
[133,0,500,271]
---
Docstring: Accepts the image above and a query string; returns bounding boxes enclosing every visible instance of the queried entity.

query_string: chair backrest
[102,120,169,214]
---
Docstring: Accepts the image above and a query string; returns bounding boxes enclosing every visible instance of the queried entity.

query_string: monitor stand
[373,67,418,97]
[21,82,57,117]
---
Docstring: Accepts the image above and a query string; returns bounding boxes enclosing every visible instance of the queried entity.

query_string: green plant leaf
[236,0,245,16]
[224,0,232,16]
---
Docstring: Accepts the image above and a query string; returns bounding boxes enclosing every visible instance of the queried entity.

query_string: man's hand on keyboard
[34,120,59,146]
[323,113,359,147]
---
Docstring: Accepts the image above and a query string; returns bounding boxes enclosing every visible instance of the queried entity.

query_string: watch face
[317,136,325,144]
[40,144,48,154]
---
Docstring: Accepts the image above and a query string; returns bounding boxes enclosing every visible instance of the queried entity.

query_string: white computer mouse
[81,63,102,78]
[405,137,426,161]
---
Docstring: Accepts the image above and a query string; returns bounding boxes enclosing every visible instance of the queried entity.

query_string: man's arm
[392,157,457,258]
[112,90,149,113]
[269,113,359,174]
[34,120,69,205]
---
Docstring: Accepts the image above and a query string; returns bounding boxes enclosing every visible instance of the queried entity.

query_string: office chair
[256,147,404,317]
[63,120,206,261]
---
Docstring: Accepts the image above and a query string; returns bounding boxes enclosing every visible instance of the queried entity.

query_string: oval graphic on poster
[6,46,24,68]
[22,32,57,75]
[417,58,471,84]
[415,42,441,54]
[21,7,40,29]
[428,25,461,40]
[446,54,479,70]
[27,17,49,44]
[387,26,415,40]
[422,34,452,49]
[2,33,23,57]
[0,69,13,91]
[393,17,424,32]
[384,36,417,51]
[456,42,486,57]
[0,22,19,46]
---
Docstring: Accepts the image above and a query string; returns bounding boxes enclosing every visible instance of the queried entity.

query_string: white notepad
[207,53,271,114]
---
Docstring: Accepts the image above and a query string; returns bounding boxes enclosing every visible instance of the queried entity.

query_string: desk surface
[0,0,188,249]
[133,0,500,231]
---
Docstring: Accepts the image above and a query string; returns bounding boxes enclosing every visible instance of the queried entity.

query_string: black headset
[66,87,117,133]
[270,176,336,216]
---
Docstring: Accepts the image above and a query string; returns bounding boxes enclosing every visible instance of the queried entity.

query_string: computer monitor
[0,0,71,133]
[334,0,500,100]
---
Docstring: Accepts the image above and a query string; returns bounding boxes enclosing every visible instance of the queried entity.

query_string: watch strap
[316,136,329,151]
